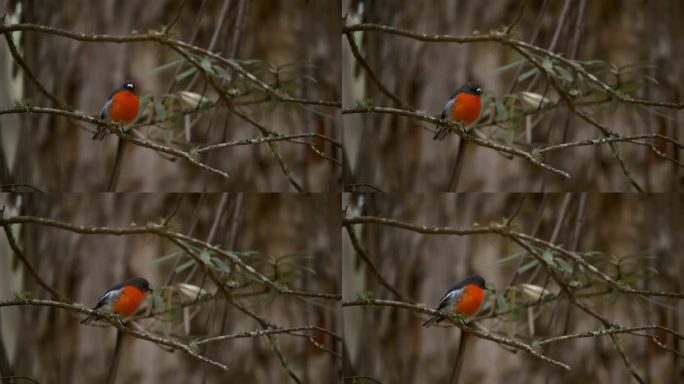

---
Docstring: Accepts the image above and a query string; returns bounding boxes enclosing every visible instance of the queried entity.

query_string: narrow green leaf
[278,59,315,71]
[148,250,183,265]
[542,250,557,268]
[152,291,165,311]
[491,250,527,267]
[213,258,232,274]
[555,258,574,273]
[491,59,526,75]
[517,68,539,82]
[201,56,214,74]
[214,65,232,81]
[555,66,574,82]
[154,99,166,121]
[602,97,619,113]
[150,58,184,75]
[199,249,214,267]
[495,99,508,121]
[619,62,658,71]
[496,291,509,312]
[175,67,197,81]
[175,259,196,273]
[518,259,539,274]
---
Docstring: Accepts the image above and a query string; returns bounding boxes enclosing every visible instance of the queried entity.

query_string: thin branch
[343,223,408,301]
[343,298,570,370]
[195,325,341,346]
[1,224,64,300]
[0,215,341,300]
[0,23,340,108]
[2,32,64,108]
[342,31,410,109]
[343,23,684,109]
[343,106,570,178]
[342,215,684,299]
[536,133,684,154]
[0,298,229,372]
[538,325,684,345]
[196,132,342,153]
[0,106,230,180]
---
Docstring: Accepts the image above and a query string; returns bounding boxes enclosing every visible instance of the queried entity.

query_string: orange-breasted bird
[92,81,140,140]
[81,277,153,324]
[433,83,483,140]
[422,275,486,327]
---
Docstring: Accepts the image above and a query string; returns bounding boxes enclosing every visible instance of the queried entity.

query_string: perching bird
[92,81,140,140]
[433,83,483,140]
[423,275,486,327]
[81,277,152,324]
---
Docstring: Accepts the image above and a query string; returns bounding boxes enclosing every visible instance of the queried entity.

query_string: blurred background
[342,193,684,383]
[0,193,341,383]
[342,0,684,192]
[0,0,340,192]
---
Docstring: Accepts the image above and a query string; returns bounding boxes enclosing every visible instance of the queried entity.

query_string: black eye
[126,83,134,90]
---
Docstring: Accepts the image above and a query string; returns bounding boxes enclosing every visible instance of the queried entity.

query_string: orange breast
[110,91,140,124]
[451,92,481,126]
[111,285,146,317]
[452,284,484,317]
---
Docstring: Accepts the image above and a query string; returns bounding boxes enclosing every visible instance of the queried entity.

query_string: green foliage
[13,98,32,110]
[353,98,375,110]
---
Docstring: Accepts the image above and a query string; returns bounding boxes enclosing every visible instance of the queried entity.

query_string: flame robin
[81,277,153,324]
[423,275,486,327]
[92,81,140,140]
[433,83,483,140]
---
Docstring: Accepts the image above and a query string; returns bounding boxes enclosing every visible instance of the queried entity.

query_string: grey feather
[92,99,113,140]
[433,98,456,140]
[100,99,112,120]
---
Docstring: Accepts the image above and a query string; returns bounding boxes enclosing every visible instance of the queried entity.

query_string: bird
[433,83,483,140]
[81,277,153,324]
[422,275,486,327]
[92,81,140,140]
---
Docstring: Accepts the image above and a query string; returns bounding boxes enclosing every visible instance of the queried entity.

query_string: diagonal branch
[1,223,64,300]
[343,223,408,301]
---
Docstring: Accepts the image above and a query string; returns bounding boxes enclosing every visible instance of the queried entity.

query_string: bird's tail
[92,125,107,141]
[422,315,443,327]
[80,313,100,325]
[433,123,450,141]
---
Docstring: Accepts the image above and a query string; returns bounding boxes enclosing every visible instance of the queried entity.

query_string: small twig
[1,224,64,300]
[163,0,185,35]
[343,30,411,109]
[343,223,408,301]
[2,32,64,108]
